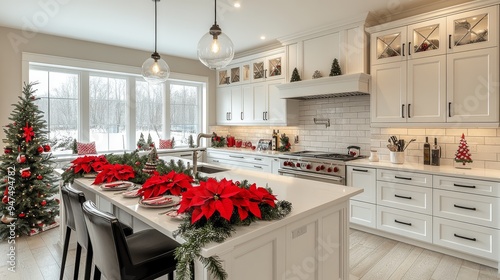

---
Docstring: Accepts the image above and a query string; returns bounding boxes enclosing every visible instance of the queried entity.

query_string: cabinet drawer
[377,181,432,215]
[433,175,500,197]
[377,169,432,188]
[207,151,271,165]
[350,200,376,229]
[206,156,271,173]
[347,166,376,204]
[433,217,499,260]
[433,189,500,228]
[377,205,432,242]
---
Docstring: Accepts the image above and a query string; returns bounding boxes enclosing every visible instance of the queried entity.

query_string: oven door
[278,169,345,185]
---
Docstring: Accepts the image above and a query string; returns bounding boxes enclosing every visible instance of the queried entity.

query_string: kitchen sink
[196,165,228,174]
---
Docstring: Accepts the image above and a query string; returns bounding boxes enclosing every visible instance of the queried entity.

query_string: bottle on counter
[272,129,278,151]
[423,137,431,165]
[431,138,441,166]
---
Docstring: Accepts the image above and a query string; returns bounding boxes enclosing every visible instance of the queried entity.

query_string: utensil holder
[390,151,405,164]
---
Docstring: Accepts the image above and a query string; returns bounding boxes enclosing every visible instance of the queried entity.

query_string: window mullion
[80,71,90,142]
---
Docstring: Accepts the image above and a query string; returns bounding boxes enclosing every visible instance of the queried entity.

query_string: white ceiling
[0,0,471,60]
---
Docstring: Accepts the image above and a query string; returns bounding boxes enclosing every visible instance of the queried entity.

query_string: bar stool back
[59,185,76,280]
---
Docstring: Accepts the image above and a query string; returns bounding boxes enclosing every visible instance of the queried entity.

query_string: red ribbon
[23,122,34,143]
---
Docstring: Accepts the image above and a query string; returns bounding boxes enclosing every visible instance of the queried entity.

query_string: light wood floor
[0,226,498,279]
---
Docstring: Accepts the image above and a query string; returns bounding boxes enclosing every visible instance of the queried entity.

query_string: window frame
[22,52,208,154]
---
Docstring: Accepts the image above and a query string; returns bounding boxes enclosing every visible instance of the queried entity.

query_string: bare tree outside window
[136,80,163,146]
[170,83,200,145]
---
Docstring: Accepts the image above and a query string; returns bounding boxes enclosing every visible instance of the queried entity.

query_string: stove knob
[316,166,321,171]
[327,167,333,173]
[306,164,312,170]
[296,162,301,168]
[320,165,325,170]
[285,161,290,166]
[333,167,339,173]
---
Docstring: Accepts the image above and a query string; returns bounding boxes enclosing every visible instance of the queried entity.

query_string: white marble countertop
[347,159,500,182]
[72,167,362,257]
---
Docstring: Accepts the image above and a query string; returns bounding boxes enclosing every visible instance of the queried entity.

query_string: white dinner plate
[138,195,181,208]
[99,181,134,191]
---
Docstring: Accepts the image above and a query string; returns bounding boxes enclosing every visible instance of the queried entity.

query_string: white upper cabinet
[447,6,498,53]
[252,53,285,82]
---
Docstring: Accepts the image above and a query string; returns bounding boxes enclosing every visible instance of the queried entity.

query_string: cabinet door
[408,17,447,59]
[266,54,285,81]
[371,61,407,123]
[230,87,243,122]
[252,59,266,82]
[216,87,231,124]
[371,27,407,65]
[447,6,499,53]
[346,166,376,203]
[407,55,447,122]
[266,80,287,124]
[217,68,230,86]
[252,82,267,123]
[447,47,499,123]
[242,84,254,122]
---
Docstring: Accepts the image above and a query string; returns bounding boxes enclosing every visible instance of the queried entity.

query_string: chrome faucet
[192,132,216,174]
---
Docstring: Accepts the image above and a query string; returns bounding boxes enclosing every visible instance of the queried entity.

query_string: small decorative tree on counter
[454,133,473,169]
[329,58,342,76]
[290,67,301,82]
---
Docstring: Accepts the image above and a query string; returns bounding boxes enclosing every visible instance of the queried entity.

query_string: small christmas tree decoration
[142,146,159,175]
[329,58,342,76]
[137,133,146,151]
[188,135,195,148]
[290,67,301,82]
[312,70,322,79]
[147,133,154,149]
[454,133,473,169]
[278,133,292,152]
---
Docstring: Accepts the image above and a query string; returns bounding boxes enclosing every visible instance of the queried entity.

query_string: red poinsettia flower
[93,164,135,184]
[178,178,242,224]
[137,171,193,199]
[70,155,109,174]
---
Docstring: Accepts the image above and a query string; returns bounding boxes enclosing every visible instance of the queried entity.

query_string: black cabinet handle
[408,104,411,118]
[229,155,244,159]
[353,168,368,172]
[449,35,452,49]
[454,233,476,242]
[408,42,411,56]
[253,165,263,169]
[402,43,405,56]
[241,112,243,120]
[448,102,452,117]
[395,194,412,200]
[254,158,262,161]
[262,112,265,120]
[395,176,412,180]
[265,69,267,79]
[453,183,476,189]
[402,104,405,118]
[212,159,220,162]
[454,204,477,211]
[394,219,412,226]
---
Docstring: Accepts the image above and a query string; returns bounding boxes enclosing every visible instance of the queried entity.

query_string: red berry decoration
[2,196,8,204]
[19,212,26,218]
[43,145,51,152]
[40,200,47,206]
[37,175,43,180]
[37,146,44,153]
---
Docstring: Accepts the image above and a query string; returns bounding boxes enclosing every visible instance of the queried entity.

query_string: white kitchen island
[66,168,362,280]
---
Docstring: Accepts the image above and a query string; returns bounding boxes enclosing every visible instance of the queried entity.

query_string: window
[25,53,208,154]
[136,80,164,146]
[89,75,127,151]
[169,82,202,146]
[30,68,79,151]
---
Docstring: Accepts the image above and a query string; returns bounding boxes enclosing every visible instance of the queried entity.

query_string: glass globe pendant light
[142,0,170,84]
[197,0,234,70]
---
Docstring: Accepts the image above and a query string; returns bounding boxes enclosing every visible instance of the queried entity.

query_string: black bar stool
[59,185,76,280]
[82,200,179,280]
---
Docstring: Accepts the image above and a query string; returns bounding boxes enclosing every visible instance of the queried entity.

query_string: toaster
[257,139,272,151]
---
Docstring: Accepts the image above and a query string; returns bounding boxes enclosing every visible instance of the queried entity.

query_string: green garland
[278,133,291,152]
[211,135,226,148]
[173,181,293,280]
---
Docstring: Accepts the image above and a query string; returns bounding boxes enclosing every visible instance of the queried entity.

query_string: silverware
[157,204,180,215]
[403,139,416,151]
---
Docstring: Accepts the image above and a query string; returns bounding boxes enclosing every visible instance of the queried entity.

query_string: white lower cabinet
[350,200,376,228]
[377,181,432,215]
[377,205,433,243]
[347,166,377,228]
[206,150,273,173]
[433,217,499,260]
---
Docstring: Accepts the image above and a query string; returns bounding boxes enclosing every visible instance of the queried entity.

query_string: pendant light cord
[154,0,158,53]
[214,0,217,25]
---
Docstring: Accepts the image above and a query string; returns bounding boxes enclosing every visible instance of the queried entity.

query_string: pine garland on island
[0,82,59,239]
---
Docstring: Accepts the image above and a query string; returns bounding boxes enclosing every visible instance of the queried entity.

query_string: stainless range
[278,151,363,185]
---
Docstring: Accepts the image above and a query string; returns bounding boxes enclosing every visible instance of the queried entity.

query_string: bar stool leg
[93,267,101,280]
[59,227,71,280]
[74,243,82,280]
[83,244,93,280]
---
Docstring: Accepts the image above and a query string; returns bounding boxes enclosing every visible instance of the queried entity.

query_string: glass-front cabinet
[252,54,285,81]
[447,6,498,53]
[218,69,229,86]
[372,27,406,64]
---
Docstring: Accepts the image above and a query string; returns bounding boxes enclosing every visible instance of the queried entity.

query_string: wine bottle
[431,138,441,166]
[272,130,277,151]
[423,137,430,165]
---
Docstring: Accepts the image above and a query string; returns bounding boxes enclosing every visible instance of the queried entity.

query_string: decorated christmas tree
[290,67,301,82]
[0,82,60,239]
[137,133,147,150]
[147,133,154,149]
[329,58,342,76]
[142,146,159,175]
[454,133,473,167]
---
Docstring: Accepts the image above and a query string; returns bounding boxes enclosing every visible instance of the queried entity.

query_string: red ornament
[23,122,35,143]
[40,200,47,206]
[2,196,8,204]
[4,147,12,154]
[37,223,44,227]
[21,169,31,178]
[36,175,43,180]
[135,161,141,166]
[37,146,44,153]
[43,145,51,152]
[19,212,26,218]
[17,154,26,163]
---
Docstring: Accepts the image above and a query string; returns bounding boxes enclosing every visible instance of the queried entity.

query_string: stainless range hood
[277,73,370,100]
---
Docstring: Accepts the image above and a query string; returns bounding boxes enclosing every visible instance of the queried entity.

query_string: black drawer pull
[449,34,452,49]
[353,169,368,172]
[395,176,412,180]
[179,154,192,157]
[254,158,262,161]
[454,204,476,211]
[402,43,405,56]
[229,155,244,159]
[253,165,263,169]
[212,159,219,162]
[395,194,412,200]
[453,183,476,189]
[401,104,405,118]
[454,233,476,242]
[394,219,412,226]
